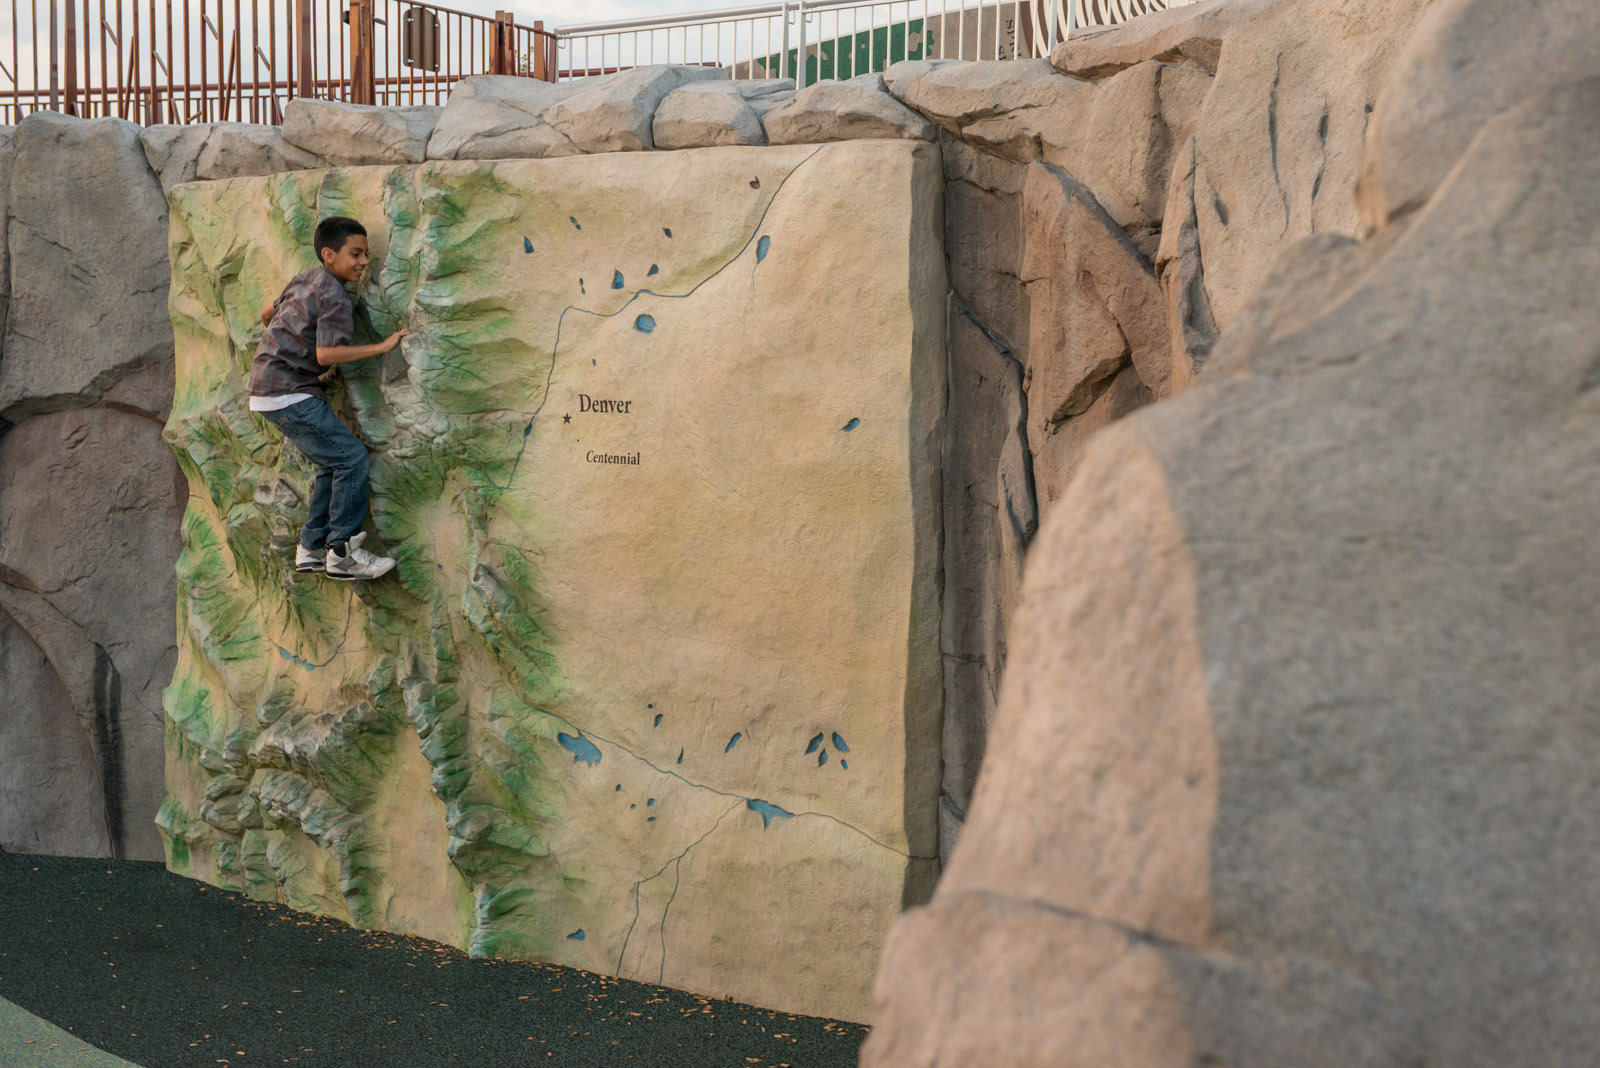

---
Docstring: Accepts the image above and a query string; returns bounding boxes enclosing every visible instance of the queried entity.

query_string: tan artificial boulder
[1165,0,1433,334]
[652,79,793,148]
[140,123,213,193]
[0,407,184,861]
[937,135,1036,857]
[1051,0,1276,80]
[883,59,1096,163]
[942,135,1030,359]
[1021,163,1163,503]
[1154,134,1216,388]
[1,113,171,422]
[425,75,584,160]
[1062,59,1213,255]
[545,64,728,151]
[281,98,440,166]
[1358,0,1600,231]
[868,32,1600,1064]
[763,74,934,144]
[195,122,322,179]
[939,304,1035,858]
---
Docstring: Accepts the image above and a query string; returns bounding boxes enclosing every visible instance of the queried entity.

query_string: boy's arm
[260,303,275,327]
[317,330,410,366]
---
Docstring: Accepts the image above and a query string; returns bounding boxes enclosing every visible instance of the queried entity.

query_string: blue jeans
[261,397,370,551]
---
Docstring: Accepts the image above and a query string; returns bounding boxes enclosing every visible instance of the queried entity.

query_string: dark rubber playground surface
[0,852,869,1067]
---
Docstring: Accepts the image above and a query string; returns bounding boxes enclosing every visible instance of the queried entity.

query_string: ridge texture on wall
[159,141,945,1022]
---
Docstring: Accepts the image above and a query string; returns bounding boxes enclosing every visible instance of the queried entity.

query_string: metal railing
[553,0,1190,84]
[0,0,556,124]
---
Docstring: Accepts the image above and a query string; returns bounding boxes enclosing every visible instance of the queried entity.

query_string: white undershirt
[248,392,314,412]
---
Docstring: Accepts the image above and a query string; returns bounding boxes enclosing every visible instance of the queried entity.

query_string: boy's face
[320,234,370,284]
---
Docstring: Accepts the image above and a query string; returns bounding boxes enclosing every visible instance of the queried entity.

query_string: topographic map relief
[160,141,945,1020]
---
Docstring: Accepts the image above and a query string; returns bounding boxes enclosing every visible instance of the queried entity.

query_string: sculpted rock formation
[1052,0,1273,79]
[545,64,729,151]
[1,114,171,422]
[196,122,323,180]
[866,0,1600,1063]
[763,74,935,144]
[652,79,794,148]
[1357,0,1600,230]
[1154,0,1433,376]
[0,409,182,860]
[141,124,214,192]
[161,143,944,1022]
[883,59,1094,164]
[0,112,183,862]
[281,98,441,166]
[921,0,1442,851]
[425,75,585,160]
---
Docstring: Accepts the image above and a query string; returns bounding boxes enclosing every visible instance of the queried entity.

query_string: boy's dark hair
[314,216,367,261]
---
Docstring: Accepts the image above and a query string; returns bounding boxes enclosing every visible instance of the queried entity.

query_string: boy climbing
[248,215,408,581]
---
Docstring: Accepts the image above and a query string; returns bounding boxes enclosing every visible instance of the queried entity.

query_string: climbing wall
[159,141,945,1021]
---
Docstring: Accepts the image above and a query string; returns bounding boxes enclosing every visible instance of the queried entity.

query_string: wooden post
[531,19,545,81]
[48,0,59,112]
[296,0,313,99]
[63,0,79,114]
[349,0,374,104]
[489,9,513,76]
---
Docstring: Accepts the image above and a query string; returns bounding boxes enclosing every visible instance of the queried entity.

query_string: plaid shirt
[247,266,356,399]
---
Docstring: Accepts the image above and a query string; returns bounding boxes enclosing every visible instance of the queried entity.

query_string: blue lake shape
[648,264,659,276]
[747,799,793,829]
[523,237,533,254]
[806,733,825,755]
[842,418,860,432]
[725,732,742,753]
[278,648,315,671]
[635,314,656,334]
[757,235,771,262]
[832,732,849,752]
[612,270,624,289]
[568,929,586,941]
[558,732,602,766]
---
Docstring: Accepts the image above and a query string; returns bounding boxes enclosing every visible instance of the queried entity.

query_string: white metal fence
[553,0,1191,84]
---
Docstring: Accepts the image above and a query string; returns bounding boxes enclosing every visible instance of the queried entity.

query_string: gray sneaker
[325,532,395,581]
[294,544,326,573]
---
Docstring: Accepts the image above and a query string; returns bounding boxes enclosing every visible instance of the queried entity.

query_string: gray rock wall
[0,115,183,860]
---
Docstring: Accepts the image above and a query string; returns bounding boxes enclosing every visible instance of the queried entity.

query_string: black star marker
[563,413,571,423]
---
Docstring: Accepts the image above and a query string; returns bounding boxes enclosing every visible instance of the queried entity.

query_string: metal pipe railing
[554,0,1187,85]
